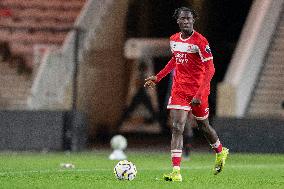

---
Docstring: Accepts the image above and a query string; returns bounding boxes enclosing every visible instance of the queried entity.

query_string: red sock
[171,149,182,168]
[211,139,223,153]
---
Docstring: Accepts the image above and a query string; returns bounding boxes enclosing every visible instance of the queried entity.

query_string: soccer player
[144,7,229,181]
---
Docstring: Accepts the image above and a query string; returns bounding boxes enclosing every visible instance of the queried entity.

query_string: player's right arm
[144,56,176,89]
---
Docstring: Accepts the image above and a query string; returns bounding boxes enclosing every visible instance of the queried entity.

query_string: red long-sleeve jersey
[156,31,215,98]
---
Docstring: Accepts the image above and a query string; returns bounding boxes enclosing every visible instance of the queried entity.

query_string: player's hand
[191,97,201,106]
[144,76,157,89]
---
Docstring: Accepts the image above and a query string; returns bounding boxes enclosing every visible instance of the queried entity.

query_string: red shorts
[167,91,209,120]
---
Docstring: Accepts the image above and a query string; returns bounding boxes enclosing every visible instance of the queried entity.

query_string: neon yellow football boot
[214,147,229,175]
[163,168,182,182]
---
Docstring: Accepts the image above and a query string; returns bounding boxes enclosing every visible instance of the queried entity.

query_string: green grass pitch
[0,151,283,189]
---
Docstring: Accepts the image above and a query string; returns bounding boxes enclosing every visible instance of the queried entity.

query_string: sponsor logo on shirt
[175,52,188,64]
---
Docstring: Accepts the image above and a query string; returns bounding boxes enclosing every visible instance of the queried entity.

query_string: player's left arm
[192,39,215,106]
[194,59,215,99]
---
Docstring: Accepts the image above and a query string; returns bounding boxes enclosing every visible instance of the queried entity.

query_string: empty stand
[247,10,284,117]
[0,0,86,110]
[0,0,85,61]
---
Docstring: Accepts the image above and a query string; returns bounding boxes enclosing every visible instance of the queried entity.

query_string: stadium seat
[0,0,86,109]
[0,8,12,17]
[0,0,85,65]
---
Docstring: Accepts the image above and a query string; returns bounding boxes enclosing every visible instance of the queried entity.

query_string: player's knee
[172,121,185,135]
[197,121,209,131]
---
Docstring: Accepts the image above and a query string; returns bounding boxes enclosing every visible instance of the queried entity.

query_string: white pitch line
[0,164,283,176]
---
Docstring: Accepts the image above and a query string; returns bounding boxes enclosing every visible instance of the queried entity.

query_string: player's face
[177,11,194,33]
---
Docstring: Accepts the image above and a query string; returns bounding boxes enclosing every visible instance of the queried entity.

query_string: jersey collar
[179,30,195,41]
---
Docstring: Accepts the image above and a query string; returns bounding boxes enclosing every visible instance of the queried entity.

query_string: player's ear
[177,18,180,24]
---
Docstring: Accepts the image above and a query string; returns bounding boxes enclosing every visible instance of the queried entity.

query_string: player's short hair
[173,6,198,19]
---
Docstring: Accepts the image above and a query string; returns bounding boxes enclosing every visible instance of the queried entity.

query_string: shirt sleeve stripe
[202,57,213,62]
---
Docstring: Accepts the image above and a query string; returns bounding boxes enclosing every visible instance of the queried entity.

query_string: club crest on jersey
[187,44,196,52]
[205,45,211,54]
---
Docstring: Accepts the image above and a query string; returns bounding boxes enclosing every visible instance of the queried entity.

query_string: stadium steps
[0,62,32,110]
[0,0,86,110]
[247,9,284,118]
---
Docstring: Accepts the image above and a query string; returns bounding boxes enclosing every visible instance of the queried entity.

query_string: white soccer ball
[110,135,127,150]
[113,160,137,181]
